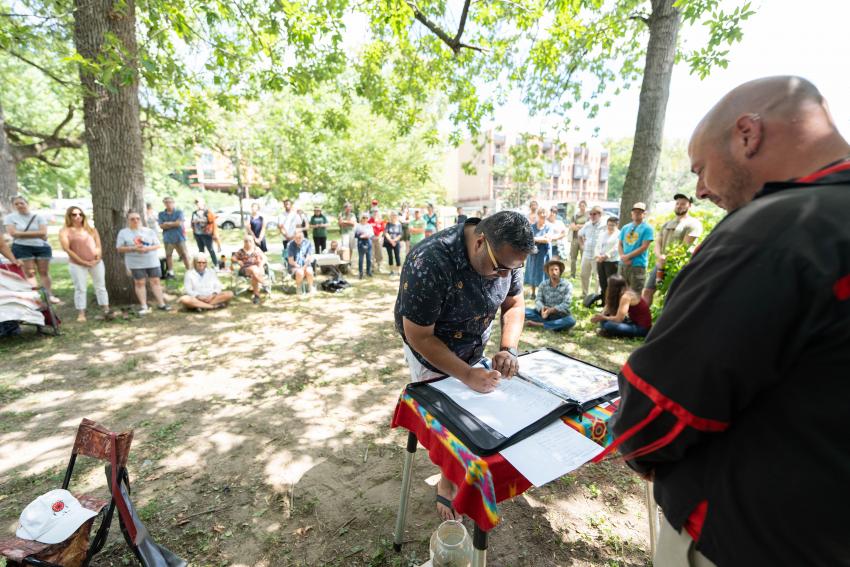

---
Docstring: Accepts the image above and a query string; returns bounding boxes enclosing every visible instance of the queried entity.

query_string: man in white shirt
[577,206,606,298]
[594,215,621,307]
[277,199,302,255]
[178,256,234,310]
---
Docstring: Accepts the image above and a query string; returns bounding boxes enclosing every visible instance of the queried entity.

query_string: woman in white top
[594,215,621,308]
[4,196,59,303]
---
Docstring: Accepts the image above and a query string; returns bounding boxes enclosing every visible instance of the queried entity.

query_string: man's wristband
[499,346,518,358]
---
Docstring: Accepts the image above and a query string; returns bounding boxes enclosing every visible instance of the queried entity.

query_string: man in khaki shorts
[157,197,190,279]
[337,202,356,262]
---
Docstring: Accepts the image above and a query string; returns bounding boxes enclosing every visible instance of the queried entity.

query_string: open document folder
[405,348,618,460]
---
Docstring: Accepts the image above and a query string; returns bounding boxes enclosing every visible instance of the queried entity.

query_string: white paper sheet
[428,376,566,437]
[500,420,604,487]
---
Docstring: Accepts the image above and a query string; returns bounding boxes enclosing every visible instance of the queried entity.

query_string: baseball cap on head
[632,202,647,211]
[673,193,694,203]
[16,489,97,544]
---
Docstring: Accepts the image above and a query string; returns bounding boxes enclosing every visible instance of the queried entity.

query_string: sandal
[435,491,459,521]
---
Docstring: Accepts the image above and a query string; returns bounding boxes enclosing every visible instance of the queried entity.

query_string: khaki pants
[655,514,716,567]
[372,235,383,271]
[569,233,581,277]
[620,264,647,293]
[580,256,598,298]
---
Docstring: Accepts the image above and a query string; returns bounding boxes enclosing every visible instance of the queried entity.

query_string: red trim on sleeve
[592,405,663,463]
[834,274,850,301]
[620,418,688,462]
[795,161,850,183]
[621,363,729,432]
[684,500,709,542]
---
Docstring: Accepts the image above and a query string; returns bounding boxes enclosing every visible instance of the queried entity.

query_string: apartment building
[177,148,266,196]
[447,130,609,208]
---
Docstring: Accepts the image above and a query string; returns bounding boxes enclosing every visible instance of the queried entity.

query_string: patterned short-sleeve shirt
[394,219,523,372]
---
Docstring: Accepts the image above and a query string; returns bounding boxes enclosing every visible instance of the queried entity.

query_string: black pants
[194,233,217,264]
[597,261,619,306]
[314,236,326,253]
[384,241,401,266]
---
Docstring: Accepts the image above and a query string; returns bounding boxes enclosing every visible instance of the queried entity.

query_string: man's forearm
[499,300,525,348]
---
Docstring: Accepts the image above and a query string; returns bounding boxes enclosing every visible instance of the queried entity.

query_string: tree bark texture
[0,102,19,227]
[73,0,146,304]
[618,0,680,224]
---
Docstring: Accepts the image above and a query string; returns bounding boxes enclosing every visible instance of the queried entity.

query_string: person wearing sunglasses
[116,211,170,314]
[178,255,233,310]
[395,211,533,521]
[58,207,112,322]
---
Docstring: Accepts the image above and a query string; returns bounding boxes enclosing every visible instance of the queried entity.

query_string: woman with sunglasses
[59,207,112,322]
[4,196,59,303]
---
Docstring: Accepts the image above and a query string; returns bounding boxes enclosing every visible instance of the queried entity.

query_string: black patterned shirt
[394,219,523,372]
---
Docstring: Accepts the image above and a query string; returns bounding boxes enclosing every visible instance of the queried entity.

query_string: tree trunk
[73,0,146,304]
[618,0,680,224]
[0,101,19,229]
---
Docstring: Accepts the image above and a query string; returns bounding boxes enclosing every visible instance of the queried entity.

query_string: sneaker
[157,304,172,311]
[164,271,175,280]
[138,306,151,315]
[252,295,260,304]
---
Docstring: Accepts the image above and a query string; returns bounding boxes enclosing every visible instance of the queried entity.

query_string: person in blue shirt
[157,197,190,279]
[618,202,654,292]
[287,231,315,296]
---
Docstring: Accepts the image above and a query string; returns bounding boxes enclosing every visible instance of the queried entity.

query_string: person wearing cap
[577,205,606,299]
[617,202,654,292]
[524,259,576,332]
[354,212,374,278]
[568,200,589,278]
[309,206,329,253]
[16,489,98,544]
[642,193,703,304]
[337,203,356,262]
[609,77,850,566]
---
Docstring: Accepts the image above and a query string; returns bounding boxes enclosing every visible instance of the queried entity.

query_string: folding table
[390,390,620,566]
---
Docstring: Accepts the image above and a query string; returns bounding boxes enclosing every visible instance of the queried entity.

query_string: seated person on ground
[231,235,268,305]
[590,274,652,338]
[524,259,576,332]
[178,256,234,310]
[287,231,315,295]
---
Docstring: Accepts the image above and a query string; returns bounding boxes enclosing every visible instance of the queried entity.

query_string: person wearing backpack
[190,198,217,265]
[4,196,60,303]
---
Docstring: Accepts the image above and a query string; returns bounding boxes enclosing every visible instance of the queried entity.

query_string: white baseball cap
[16,489,98,544]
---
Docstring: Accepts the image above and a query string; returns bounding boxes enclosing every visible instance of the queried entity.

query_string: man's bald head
[689,76,849,211]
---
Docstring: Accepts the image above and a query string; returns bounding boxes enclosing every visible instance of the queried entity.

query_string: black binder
[405,348,619,456]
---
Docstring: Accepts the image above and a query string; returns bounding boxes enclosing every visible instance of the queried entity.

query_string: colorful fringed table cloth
[391,390,620,532]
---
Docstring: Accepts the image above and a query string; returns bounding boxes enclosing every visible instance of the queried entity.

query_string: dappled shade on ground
[0,273,649,566]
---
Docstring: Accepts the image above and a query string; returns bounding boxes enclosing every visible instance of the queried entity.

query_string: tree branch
[5,108,84,165]
[0,46,74,86]
[406,0,486,55]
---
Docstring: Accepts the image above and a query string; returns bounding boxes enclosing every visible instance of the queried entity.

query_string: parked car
[215,209,248,230]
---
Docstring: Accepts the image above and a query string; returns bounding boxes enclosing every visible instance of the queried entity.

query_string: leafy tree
[363,0,756,222]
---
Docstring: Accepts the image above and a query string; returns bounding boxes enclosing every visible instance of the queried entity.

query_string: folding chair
[0,418,133,567]
[229,264,275,297]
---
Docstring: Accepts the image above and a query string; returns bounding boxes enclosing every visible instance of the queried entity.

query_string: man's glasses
[484,237,523,275]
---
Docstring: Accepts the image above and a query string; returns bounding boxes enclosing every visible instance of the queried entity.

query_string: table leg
[472,524,488,567]
[393,431,418,552]
[645,480,657,558]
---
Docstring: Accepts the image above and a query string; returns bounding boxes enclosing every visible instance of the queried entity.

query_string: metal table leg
[472,524,488,567]
[393,431,418,552]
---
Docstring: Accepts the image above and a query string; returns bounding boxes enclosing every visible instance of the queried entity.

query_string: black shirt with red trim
[609,161,850,566]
